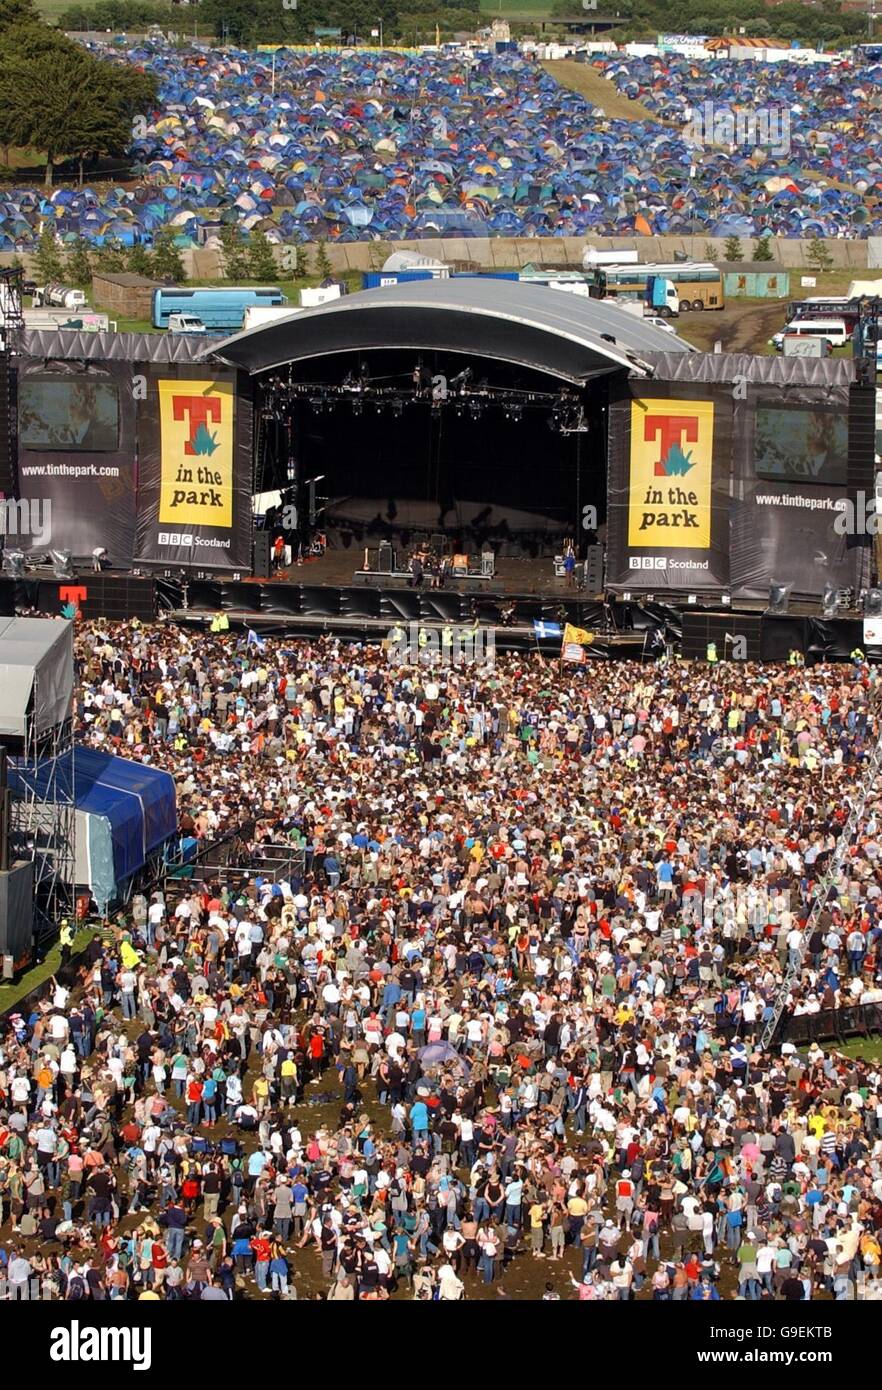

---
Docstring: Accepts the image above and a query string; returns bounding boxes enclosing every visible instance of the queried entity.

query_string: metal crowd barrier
[782,1001,882,1046]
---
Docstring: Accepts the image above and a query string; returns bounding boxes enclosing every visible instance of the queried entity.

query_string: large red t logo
[173,395,221,455]
[644,414,699,475]
[60,585,88,614]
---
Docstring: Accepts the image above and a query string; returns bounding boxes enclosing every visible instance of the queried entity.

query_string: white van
[771,318,847,352]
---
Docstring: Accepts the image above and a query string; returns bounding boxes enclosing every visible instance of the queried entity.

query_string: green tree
[248,229,279,282]
[752,236,774,262]
[723,236,743,262]
[93,238,127,274]
[34,226,65,284]
[0,0,39,27]
[806,235,833,274]
[220,225,251,281]
[151,226,185,282]
[126,242,155,277]
[0,35,156,186]
[314,238,333,280]
[66,237,94,288]
[703,242,717,263]
[293,243,310,279]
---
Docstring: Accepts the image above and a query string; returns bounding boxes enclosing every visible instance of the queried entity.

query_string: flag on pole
[533,620,563,640]
[246,628,267,651]
[563,623,594,648]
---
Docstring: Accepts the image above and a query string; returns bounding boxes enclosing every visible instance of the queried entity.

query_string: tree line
[25,224,335,289]
[552,0,869,50]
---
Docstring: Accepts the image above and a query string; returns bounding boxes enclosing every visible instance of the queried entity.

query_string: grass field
[34,0,76,18]
[41,0,557,25]
[479,0,556,15]
[833,1036,882,1064]
[0,926,100,1015]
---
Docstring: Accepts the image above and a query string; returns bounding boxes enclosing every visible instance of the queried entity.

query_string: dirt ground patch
[541,59,667,126]
[674,300,784,354]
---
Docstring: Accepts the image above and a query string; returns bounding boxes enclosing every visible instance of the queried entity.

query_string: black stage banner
[134,368,253,572]
[607,371,868,602]
[15,360,137,564]
[729,379,860,600]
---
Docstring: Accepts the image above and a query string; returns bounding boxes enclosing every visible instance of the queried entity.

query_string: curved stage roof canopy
[206,278,692,385]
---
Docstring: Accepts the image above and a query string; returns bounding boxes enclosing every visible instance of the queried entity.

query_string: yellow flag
[563,623,594,647]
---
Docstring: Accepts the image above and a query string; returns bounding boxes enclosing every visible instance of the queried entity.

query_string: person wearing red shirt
[186,1077,204,1127]
[251,1233,272,1292]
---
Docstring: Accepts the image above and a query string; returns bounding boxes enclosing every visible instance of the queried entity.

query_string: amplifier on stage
[378,541,395,574]
[481,550,495,578]
[553,555,566,578]
[452,554,469,573]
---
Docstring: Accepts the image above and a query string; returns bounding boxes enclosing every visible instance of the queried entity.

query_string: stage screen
[754,406,848,487]
[19,378,120,452]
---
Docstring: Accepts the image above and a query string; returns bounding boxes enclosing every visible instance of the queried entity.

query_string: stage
[258,547,603,598]
[0,564,875,666]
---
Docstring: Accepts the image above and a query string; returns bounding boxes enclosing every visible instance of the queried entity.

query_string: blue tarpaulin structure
[9,747,177,911]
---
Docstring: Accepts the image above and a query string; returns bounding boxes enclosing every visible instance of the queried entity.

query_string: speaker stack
[681,610,762,662]
[583,545,604,593]
[253,531,271,579]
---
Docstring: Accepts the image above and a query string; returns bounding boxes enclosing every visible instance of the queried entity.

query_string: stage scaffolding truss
[0,617,76,943]
[9,708,76,940]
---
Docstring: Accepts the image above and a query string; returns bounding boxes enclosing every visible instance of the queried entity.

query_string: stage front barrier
[783,1001,882,1046]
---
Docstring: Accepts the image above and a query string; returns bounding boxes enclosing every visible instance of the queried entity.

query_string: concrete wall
[2,235,870,283]
[186,235,874,277]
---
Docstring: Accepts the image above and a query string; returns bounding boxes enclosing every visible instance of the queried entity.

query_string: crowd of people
[1,619,882,1301]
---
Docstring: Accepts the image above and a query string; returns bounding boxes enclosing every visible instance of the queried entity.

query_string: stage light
[721,594,731,606]
[821,583,839,619]
[50,549,74,580]
[352,401,363,417]
[768,582,791,615]
[2,550,24,578]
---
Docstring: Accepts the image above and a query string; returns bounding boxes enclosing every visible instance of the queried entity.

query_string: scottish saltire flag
[246,628,267,651]
[533,620,563,640]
